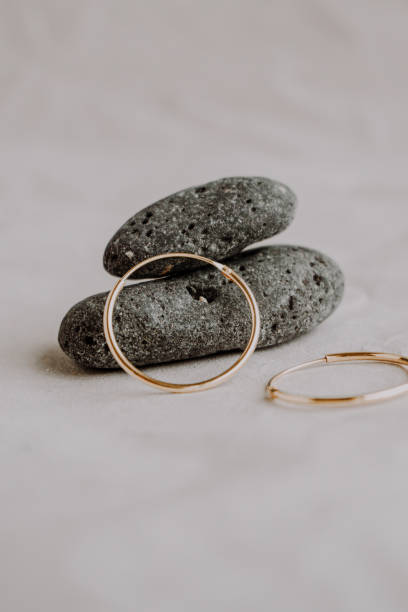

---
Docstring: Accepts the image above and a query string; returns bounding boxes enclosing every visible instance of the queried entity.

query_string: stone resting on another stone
[59,245,344,369]
[103,176,297,279]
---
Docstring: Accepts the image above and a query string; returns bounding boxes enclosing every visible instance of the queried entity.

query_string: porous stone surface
[59,246,344,369]
[103,176,297,278]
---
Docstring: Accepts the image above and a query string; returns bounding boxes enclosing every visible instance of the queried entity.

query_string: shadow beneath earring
[36,346,115,379]
[264,396,368,413]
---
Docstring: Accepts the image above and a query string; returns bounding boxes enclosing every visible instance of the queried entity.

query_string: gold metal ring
[104,252,261,393]
[266,352,408,405]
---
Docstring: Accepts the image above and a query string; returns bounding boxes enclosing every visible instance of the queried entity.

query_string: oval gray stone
[103,176,297,278]
[59,246,344,369]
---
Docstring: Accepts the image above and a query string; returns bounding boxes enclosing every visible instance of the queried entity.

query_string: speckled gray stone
[59,246,344,369]
[103,176,296,279]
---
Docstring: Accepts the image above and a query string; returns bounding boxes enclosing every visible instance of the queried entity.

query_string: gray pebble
[103,176,297,278]
[59,246,344,369]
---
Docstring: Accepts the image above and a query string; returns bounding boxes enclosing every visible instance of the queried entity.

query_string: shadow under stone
[36,346,114,379]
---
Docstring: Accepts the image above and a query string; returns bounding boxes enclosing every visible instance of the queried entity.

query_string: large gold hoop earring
[266,352,408,406]
[104,252,261,393]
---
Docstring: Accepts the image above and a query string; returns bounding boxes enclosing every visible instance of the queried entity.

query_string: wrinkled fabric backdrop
[1,1,408,610]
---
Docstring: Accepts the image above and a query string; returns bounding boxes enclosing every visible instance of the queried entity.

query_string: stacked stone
[59,177,344,368]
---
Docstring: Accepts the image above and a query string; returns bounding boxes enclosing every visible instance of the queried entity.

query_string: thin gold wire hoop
[103,252,261,393]
[266,352,408,406]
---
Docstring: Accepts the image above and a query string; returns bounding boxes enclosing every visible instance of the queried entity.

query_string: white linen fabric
[1,1,408,610]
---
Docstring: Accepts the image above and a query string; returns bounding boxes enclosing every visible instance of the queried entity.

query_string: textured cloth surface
[1,2,408,611]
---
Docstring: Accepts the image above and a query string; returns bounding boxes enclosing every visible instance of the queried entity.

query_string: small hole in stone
[186,285,218,303]
[142,212,153,224]
[188,223,195,230]
[286,269,291,274]
[84,336,95,346]
[202,228,209,235]
[246,199,252,204]
[310,262,316,268]
[221,235,232,243]
[239,265,245,271]
[196,186,206,194]
[313,273,322,286]
[251,207,257,212]
[272,323,278,332]
[146,229,153,237]
[289,296,295,310]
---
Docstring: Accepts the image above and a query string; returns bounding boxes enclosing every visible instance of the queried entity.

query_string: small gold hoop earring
[104,252,261,393]
[266,352,408,406]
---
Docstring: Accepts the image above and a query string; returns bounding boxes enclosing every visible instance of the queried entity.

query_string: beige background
[1,1,408,610]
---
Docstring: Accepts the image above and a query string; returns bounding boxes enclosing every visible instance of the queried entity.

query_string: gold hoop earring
[266,352,408,406]
[104,252,261,393]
